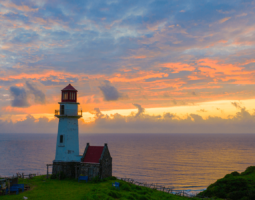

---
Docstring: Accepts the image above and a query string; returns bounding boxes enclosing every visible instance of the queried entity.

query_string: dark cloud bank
[9,81,45,107]
[1,103,255,134]
[99,81,128,101]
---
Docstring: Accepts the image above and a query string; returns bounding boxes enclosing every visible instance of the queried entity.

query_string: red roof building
[78,143,112,180]
[83,146,104,163]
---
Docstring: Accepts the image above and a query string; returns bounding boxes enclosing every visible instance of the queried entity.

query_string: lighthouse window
[60,135,64,143]
[63,92,68,100]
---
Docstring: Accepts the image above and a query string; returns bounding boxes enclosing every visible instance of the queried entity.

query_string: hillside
[0,175,195,200]
[198,166,255,200]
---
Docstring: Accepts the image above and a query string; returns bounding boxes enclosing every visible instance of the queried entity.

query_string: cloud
[80,107,255,134]
[9,86,30,107]
[1,1,39,12]
[219,17,231,23]
[0,115,57,134]
[2,105,255,134]
[26,81,45,104]
[197,109,207,112]
[231,102,242,109]
[133,103,145,117]
[99,80,127,101]
[90,108,104,118]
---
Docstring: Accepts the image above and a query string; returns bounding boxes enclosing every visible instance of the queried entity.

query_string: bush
[127,195,136,200]
[50,174,57,179]
[227,190,247,200]
[121,183,131,191]
[197,167,255,199]
[50,171,66,180]
[241,166,255,176]
[102,176,117,182]
[90,176,101,183]
[108,191,122,198]
[59,171,66,180]
[231,171,240,176]
[130,192,139,199]
[139,195,149,200]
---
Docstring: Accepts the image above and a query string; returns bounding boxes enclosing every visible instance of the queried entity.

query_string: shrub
[231,171,240,176]
[139,195,149,200]
[108,191,122,198]
[102,176,117,181]
[127,195,136,200]
[197,169,255,199]
[90,176,101,183]
[241,166,255,176]
[138,190,148,195]
[130,192,139,199]
[50,174,57,179]
[121,183,131,191]
[59,171,66,180]
[227,190,247,200]
[50,171,66,180]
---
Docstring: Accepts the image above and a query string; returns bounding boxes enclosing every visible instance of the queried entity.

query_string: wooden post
[74,165,78,179]
[7,180,10,195]
[47,164,49,179]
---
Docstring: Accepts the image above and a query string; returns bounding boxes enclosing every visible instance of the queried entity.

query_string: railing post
[47,164,49,179]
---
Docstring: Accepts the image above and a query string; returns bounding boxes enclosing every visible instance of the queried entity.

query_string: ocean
[1,133,255,191]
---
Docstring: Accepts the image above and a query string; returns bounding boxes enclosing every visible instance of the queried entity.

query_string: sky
[1,0,255,133]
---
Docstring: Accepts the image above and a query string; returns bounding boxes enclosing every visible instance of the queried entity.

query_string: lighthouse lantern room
[54,84,82,163]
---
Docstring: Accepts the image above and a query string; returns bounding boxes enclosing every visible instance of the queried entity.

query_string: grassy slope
[198,166,255,200]
[0,176,195,200]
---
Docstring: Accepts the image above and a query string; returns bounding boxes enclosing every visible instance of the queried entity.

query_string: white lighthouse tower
[54,84,82,163]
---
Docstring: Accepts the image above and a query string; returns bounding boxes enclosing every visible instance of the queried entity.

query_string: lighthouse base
[52,161,79,178]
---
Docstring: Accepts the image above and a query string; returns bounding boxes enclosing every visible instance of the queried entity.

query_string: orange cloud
[161,62,195,73]
[109,71,168,83]
[197,58,244,76]
[219,17,231,23]
[1,1,38,12]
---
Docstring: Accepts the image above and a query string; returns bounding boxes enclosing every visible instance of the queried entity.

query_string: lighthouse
[54,84,82,162]
[50,84,112,179]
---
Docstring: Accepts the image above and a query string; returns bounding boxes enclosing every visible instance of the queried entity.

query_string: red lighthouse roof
[62,84,77,91]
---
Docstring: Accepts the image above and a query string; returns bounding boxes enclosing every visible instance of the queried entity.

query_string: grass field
[0,175,197,200]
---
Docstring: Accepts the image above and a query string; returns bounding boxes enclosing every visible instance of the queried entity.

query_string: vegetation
[0,175,196,200]
[198,166,255,200]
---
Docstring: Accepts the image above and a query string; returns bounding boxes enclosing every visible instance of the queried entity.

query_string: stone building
[76,143,112,179]
[52,84,112,180]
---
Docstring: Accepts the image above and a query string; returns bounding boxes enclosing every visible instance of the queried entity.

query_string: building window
[70,92,75,100]
[60,135,64,143]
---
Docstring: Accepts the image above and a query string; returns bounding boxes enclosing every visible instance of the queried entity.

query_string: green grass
[198,166,255,200]
[0,175,197,200]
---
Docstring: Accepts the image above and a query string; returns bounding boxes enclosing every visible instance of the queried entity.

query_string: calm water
[0,133,255,190]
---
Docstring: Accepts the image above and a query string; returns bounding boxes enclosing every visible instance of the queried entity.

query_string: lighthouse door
[60,105,65,115]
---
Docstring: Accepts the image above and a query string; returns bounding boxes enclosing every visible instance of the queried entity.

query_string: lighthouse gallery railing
[55,109,83,117]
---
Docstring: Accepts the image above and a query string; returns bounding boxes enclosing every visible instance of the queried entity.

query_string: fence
[118,177,213,199]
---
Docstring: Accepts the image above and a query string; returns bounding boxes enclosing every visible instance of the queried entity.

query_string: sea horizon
[1,133,255,191]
